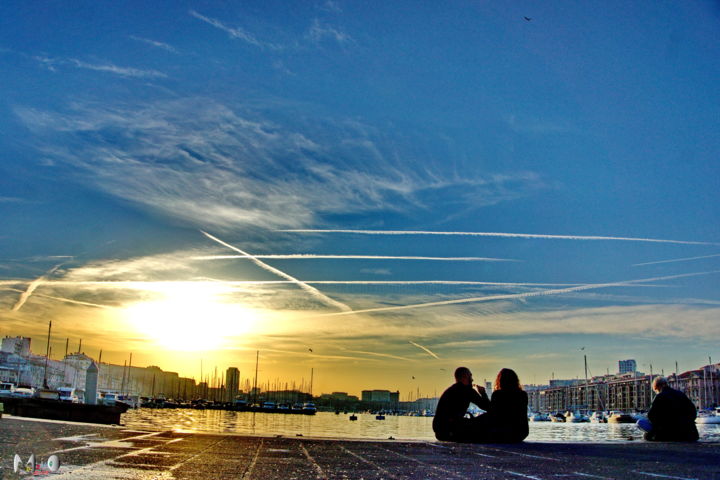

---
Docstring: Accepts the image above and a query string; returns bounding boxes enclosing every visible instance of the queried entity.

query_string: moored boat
[607,411,635,423]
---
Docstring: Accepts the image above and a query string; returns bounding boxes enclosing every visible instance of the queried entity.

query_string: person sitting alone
[637,376,698,442]
[433,367,528,443]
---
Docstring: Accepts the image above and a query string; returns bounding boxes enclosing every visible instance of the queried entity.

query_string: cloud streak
[189,10,280,50]
[33,55,167,78]
[280,229,720,246]
[129,36,178,53]
[192,254,517,262]
[201,230,352,312]
[321,271,720,316]
[409,341,440,359]
[633,253,720,267]
[11,264,62,311]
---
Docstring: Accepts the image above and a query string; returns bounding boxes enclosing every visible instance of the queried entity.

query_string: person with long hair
[488,368,529,443]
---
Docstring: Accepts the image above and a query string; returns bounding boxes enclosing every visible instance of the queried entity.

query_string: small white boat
[549,412,565,422]
[565,411,590,423]
[529,412,549,422]
[696,410,720,424]
[589,411,607,423]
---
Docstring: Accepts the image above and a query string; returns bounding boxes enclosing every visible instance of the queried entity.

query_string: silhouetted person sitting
[488,368,529,443]
[433,367,490,442]
[637,376,698,442]
[433,367,529,443]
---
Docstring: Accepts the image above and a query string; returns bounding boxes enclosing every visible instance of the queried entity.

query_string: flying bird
[524,16,532,21]
[308,348,313,353]
[412,376,415,380]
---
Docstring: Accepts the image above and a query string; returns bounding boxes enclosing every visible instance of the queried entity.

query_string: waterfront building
[361,389,400,409]
[619,359,637,374]
[1,336,31,356]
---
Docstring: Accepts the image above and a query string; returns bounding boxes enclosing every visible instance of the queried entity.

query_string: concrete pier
[1,416,718,479]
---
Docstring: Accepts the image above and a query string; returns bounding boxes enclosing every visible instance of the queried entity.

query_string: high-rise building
[619,359,637,374]
[225,367,240,402]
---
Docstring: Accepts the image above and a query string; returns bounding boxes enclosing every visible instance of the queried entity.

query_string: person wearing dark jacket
[433,367,491,442]
[638,376,698,442]
[433,367,528,443]
[487,368,529,443]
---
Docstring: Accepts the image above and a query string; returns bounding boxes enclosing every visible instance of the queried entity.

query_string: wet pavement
[1,416,719,479]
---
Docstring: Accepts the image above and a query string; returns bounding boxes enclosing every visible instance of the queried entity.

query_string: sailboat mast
[253,350,259,404]
[43,320,52,388]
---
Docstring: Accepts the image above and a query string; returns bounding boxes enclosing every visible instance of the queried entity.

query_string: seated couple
[433,367,528,443]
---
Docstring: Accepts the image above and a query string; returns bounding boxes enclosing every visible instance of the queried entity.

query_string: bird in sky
[524,16,532,21]
[308,348,313,353]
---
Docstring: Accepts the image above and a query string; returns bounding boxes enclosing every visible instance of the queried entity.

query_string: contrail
[409,341,440,359]
[3,287,113,309]
[342,349,413,362]
[11,264,62,311]
[280,229,720,246]
[192,254,517,262]
[633,253,720,267]
[320,271,720,317]
[200,231,352,312]
[24,279,664,288]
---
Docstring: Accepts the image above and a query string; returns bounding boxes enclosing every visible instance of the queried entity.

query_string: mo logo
[13,453,61,475]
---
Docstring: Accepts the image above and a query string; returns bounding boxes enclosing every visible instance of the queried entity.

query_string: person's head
[454,367,473,386]
[652,376,668,393]
[493,368,522,391]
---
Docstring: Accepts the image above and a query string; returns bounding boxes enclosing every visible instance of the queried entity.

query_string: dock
[1,416,719,479]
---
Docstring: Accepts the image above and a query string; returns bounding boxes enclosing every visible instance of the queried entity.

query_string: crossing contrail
[279,229,720,246]
[409,341,440,359]
[192,254,517,262]
[319,271,720,317]
[633,253,720,267]
[11,264,62,311]
[200,231,352,312]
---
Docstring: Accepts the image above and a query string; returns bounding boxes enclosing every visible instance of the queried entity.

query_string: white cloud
[32,55,166,78]
[15,98,546,231]
[129,36,179,53]
[306,19,354,45]
[189,10,281,50]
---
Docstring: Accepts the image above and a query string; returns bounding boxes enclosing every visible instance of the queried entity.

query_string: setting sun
[123,283,257,351]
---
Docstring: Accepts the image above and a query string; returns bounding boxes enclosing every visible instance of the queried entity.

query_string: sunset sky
[1,1,719,397]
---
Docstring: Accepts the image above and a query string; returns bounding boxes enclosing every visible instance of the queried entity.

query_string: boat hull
[2,398,129,425]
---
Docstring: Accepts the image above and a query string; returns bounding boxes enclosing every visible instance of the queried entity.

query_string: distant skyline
[1,1,719,397]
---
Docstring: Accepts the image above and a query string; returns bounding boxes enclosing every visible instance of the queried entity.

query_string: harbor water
[121,410,720,443]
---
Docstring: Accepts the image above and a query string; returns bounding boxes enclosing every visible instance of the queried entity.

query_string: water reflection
[121,410,720,443]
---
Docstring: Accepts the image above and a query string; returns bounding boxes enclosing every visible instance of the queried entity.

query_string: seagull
[524,16,532,21]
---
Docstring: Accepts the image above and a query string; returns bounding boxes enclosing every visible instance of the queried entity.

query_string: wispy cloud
[189,10,280,50]
[633,253,720,267]
[69,59,167,78]
[321,271,720,316]
[280,229,720,246]
[33,55,166,78]
[0,196,26,203]
[409,341,440,359]
[305,19,354,45]
[129,36,178,53]
[201,230,352,312]
[192,254,517,262]
[16,99,544,231]
[11,264,62,311]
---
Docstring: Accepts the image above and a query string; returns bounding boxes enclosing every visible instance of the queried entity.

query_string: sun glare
[123,283,257,351]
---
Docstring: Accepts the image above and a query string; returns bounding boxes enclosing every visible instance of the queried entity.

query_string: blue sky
[1,1,719,395]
